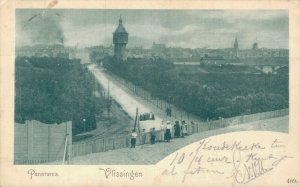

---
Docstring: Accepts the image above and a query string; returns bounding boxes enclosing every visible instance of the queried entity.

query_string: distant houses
[16,44,73,59]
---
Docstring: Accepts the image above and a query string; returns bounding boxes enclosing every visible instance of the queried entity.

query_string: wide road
[88,64,162,132]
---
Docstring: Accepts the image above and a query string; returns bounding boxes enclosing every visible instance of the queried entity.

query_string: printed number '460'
[287,178,298,184]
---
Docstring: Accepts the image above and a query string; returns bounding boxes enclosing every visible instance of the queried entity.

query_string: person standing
[159,121,165,142]
[150,128,156,144]
[165,121,172,143]
[190,121,195,134]
[150,112,155,120]
[174,121,181,138]
[141,129,146,145]
[131,130,138,148]
[146,113,150,120]
[182,120,188,137]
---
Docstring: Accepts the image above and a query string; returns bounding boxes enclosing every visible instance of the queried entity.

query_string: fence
[72,135,128,157]
[103,71,203,124]
[72,108,288,157]
[194,108,288,132]
[14,120,72,164]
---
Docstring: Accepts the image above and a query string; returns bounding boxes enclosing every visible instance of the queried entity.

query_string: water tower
[113,17,128,61]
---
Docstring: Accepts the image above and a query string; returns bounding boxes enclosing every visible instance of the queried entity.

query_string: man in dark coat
[150,128,156,144]
[174,121,181,138]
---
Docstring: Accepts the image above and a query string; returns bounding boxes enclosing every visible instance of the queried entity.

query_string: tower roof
[234,36,238,44]
[114,16,128,34]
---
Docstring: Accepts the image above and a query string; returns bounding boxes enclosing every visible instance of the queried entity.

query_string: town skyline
[16,9,288,49]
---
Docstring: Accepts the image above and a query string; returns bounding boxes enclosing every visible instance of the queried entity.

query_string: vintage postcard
[0,0,299,186]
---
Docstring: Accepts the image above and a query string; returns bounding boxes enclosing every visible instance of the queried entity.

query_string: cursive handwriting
[271,139,286,148]
[245,153,277,162]
[182,147,224,182]
[272,155,293,167]
[161,138,293,185]
[197,139,265,152]
[161,166,177,176]
[228,150,273,184]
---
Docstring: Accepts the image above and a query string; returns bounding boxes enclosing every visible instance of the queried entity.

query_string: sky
[16,9,289,49]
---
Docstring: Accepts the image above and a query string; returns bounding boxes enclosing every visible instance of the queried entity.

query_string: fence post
[67,121,72,163]
[48,125,50,162]
[62,135,68,165]
[27,120,33,161]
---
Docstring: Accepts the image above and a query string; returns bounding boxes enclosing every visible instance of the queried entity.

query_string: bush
[15,57,105,135]
[104,58,288,120]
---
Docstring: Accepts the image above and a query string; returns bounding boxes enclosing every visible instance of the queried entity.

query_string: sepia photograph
[1,0,300,186]
[13,9,290,165]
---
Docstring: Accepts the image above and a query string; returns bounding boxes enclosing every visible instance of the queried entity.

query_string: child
[131,130,138,148]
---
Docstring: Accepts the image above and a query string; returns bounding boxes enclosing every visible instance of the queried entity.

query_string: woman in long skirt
[159,121,165,142]
[174,121,181,138]
[164,121,172,142]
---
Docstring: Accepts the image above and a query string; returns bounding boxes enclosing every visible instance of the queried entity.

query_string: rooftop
[114,17,128,34]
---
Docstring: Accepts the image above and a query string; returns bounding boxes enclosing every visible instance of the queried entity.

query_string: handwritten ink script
[161,138,293,184]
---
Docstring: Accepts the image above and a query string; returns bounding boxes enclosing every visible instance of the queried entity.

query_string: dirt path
[69,64,289,165]
[88,64,165,131]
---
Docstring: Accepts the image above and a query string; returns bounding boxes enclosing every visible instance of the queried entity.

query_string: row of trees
[15,57,106,135]
[103,57,288,120]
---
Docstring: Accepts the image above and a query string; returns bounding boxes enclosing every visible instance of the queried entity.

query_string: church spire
[234,36,239,49]
[233,36,239,58]
[119,15,123,24]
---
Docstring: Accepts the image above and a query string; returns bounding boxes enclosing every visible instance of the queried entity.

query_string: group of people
[173,120,188,138]
[130,120,191,148]
[139,112,155,121]
[130,128,157,148]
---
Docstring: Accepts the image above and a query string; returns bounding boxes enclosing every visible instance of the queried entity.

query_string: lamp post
[83,118,86,132]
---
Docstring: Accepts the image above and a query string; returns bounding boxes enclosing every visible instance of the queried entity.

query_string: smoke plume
[23,12,64,45]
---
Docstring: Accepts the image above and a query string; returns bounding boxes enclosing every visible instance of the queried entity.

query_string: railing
[72,108,288,157]
[102,71,203,125]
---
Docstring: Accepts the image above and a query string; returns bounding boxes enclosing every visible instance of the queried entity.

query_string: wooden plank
[14,120,73,163]
[27,121,33,160]
[67,122,72,162]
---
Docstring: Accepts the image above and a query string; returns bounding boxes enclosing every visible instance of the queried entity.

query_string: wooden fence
[14,120,72,164]
[72,108,288,157]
